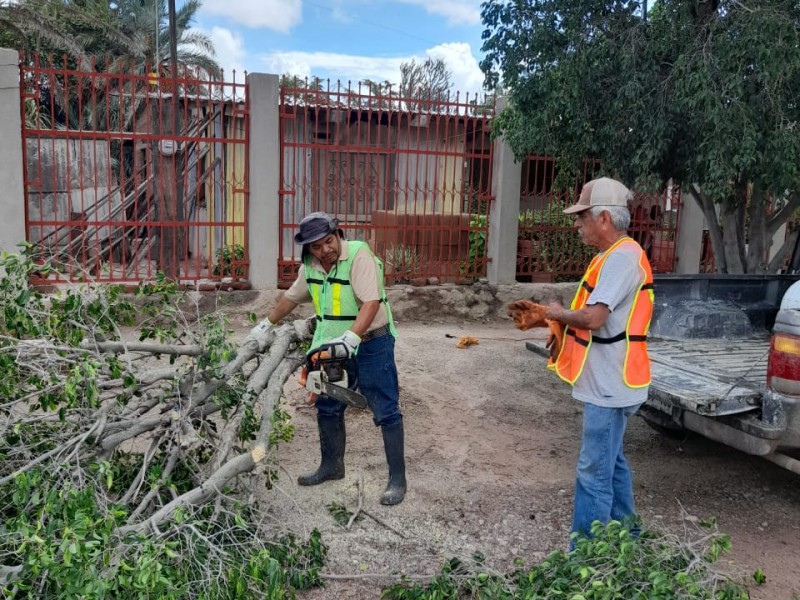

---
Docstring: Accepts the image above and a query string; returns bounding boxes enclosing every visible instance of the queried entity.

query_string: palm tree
[2,0,219,79]
[108,0,221,80]
[1,0,140,68]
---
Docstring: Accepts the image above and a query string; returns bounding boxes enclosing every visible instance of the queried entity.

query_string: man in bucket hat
[251,212,406,505]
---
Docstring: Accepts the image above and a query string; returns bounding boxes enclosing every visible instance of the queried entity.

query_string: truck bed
[647,336,769,416]
[525,335,770,416]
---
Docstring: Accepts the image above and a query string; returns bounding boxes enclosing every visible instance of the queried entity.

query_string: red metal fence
[19,55,685,287]
[278,80,495,287]
[20,53,249,285]
[516,155,682,281]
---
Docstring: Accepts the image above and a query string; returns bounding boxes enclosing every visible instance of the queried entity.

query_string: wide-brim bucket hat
[294,212,339,245]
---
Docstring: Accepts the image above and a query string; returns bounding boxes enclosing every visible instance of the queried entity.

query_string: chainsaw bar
[317,380,368,409]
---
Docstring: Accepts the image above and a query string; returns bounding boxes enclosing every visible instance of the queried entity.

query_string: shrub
[382,520,753,600]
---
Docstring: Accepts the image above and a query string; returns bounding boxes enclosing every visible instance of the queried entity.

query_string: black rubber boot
[380,422,407,505]
[297,415,345,486]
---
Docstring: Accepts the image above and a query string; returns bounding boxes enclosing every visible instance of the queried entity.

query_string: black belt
[361,324,391,342]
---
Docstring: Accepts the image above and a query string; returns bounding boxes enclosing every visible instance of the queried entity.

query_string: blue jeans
[316,333,402,427]
[571,402,641,544]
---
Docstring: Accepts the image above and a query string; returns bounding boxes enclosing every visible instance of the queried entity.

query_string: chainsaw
[300,342,368,409]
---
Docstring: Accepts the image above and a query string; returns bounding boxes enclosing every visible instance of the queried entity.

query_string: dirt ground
[240,317,800,600]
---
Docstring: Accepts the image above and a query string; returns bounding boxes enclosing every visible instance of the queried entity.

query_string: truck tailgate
[647,337,770,416]
[525,336,770,416]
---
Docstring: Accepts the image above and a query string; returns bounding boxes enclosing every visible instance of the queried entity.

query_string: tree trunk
[746,187,768,274]
[691,184,728,273]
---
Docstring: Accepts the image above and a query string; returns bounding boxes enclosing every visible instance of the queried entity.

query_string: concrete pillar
[0,49,25,254]
[247,73,280,289]
[487,97,522,285]
[769,223,786,264]
[674,189,705,274]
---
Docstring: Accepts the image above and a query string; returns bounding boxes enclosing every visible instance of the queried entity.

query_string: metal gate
[278,80,495,287]
[516,155,682,281]
[20,53,249,285]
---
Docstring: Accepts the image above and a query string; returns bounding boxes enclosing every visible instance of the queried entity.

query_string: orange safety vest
[549,236,654,388]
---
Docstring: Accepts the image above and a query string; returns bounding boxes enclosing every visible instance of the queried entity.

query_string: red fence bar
[20,53,249,285]
[278,80,495,287]
[516,155,682,281]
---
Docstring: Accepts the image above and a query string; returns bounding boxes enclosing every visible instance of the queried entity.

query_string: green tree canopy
[480,0,800,273]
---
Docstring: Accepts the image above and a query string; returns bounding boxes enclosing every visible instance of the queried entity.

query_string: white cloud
[395,0,481,26]
[425,42,486,98]
[260,51,404,85]
[203,26,249,78]
[259,42,487,96]
[200,0,302,32]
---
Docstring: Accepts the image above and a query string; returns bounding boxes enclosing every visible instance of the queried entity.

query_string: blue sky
[192,0,488,96]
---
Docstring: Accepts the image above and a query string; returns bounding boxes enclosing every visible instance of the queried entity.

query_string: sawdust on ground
[234,317,800,600]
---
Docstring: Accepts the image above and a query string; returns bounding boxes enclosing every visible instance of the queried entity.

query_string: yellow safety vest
[304,240,396,351]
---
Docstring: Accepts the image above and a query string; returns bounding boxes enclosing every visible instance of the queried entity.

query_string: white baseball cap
[563,177,632,214]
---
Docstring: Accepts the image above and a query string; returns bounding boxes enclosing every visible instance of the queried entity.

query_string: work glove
[250,317,274,337]
[506,299,549,331]
[545,319,565,361]
[329,330,361,358]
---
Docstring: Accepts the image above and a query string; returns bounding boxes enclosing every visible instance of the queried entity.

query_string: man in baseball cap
[511,176,654,547]
[563,177,633,214]
[250,211,407,505]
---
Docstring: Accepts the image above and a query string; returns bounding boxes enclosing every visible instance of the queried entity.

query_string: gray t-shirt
[572,243,649,408]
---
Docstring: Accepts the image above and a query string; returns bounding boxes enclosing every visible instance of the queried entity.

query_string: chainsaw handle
[307,341,349,362]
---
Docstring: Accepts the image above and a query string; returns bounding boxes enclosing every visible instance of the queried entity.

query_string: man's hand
[506,299,549,331]
[250,317,274,337]
[545,302,565,322]
[329,330,361,357]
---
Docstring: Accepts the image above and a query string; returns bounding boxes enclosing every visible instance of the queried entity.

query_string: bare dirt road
[248,319,800,600]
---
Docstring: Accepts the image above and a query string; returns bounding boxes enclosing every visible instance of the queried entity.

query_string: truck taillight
[767,332,800,395]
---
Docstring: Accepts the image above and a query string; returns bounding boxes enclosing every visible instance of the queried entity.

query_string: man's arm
[268,295,300,325]
[347,246,383,337]
[546,302,610,331]
[349,300,380,338]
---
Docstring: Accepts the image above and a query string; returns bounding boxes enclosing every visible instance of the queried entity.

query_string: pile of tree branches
[0,248,325,598]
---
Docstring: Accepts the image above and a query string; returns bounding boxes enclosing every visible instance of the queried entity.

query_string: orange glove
[456,336,479,349]
[545,319,565,360]
[506,299,549,331]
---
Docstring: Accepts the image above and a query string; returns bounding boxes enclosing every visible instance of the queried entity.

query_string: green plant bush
[382,520,753,600]
[213,243,246,277]
[518,200,594,281]
[385,243,422,283]
[461,214,488,279]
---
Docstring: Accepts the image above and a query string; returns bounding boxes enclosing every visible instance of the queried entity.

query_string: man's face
[573,210,602,248]
[309,234,341,269]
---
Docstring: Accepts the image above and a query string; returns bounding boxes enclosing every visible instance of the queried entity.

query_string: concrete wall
[674,190,704,274]
[247,73,280,289]
[0,49,25,254]
[486,97,521,285]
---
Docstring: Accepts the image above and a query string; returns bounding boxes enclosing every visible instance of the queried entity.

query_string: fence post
[487,97,522,285]
[0,49,25,254]
[247,73,280,289]
[675,189,704,274]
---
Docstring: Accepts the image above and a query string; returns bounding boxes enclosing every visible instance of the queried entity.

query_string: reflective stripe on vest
[304,240,397,351]
[549,236,654,388]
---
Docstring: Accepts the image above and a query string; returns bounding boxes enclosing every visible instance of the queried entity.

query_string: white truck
[527,274,800,475]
